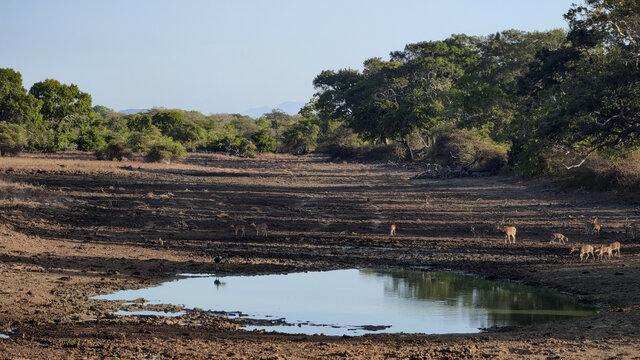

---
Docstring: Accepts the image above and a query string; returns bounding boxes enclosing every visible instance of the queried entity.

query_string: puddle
[94,268,597,335]
[114,310,186,317]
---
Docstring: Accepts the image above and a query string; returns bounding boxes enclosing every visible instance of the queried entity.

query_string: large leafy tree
[29,79,92,120]
[0,68,44,148]
[29,79,93,151]
[512,0,640,174]
[314,37,476,160]
[456,30,567,139]
[150,109,185,133]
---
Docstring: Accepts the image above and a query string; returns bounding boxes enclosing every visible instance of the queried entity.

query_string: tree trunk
[401,137,414,162]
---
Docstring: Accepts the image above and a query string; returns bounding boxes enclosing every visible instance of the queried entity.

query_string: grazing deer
[609,241,621,257]
[496,224,517,244]
[551,233,569,244]
[570,245,594,261]
[595,245,613,259]
[231,224,245,237]
[251,222,268,236]
[390,224,397,236]
[471,225,490,240]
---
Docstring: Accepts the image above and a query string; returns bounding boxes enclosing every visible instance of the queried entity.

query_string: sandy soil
[0,152,639,359]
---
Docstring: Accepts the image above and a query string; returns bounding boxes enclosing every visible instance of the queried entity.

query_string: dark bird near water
[214,255,225,263]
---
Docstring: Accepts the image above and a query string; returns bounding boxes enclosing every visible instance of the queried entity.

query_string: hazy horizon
[1,1,577,114]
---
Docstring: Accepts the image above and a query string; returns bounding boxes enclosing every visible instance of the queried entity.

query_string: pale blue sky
[1,1,577,114]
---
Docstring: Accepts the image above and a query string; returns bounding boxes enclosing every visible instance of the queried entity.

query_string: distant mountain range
[240,101,305,118]
[118,108,148,114]
[117,101,306,118]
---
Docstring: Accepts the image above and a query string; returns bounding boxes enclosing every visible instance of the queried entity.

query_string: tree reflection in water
[360,269,596,328]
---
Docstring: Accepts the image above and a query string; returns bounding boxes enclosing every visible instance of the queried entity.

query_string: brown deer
[609,241,621,257]
[551,233,569,244]
[595,245,613,259]
[251,222,268,236]
[390,224,397,236]
[570,245,594,261]
[585,217,601,236]
[231,224,245,237]
[496,224,517,244]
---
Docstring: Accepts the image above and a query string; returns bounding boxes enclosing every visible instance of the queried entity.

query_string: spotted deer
[585,217,601,236]
[496,224,517,244]
[551,233,568,244]
[570,245,594,261]
[231,224,245,237]
[251,222,268,236]
[595,245,613,259]
[609,241,621,257]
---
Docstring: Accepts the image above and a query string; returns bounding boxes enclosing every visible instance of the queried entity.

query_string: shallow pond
[94,268,597,336]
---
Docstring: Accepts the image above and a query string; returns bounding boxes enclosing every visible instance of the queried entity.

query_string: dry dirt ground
[0,152,639,359]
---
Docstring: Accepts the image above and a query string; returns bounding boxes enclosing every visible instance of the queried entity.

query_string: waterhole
[94,268,597,335]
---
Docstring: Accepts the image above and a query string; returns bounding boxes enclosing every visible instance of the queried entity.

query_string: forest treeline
[1,0,639,190]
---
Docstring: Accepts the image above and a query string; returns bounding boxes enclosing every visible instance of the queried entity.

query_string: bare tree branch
[595,108,624,126]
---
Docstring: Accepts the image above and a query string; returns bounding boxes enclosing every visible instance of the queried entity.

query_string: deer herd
[230,215,631,263]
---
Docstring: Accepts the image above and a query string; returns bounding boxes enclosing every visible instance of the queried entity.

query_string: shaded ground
[0,152,639,359]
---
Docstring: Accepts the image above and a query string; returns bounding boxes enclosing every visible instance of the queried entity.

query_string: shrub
[0,122,27,156]
[126,127,165,152]
[251,130,277,153]
[428,128,508,171]
[95,140,132,161]
[144,138,186,162]
[75,127,107,151]
[167,121,206,151]
[282,119,320,154]
[205,133,256,157]
[561,151,640,193]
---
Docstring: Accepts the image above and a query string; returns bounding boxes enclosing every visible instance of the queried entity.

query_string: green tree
[0,68,45,148]
[314,37,474,161]
[75,127,107,151]
[167,121,206,150]
[127,113,153,132]
[0,121,27,156]
[263,109,293,151]
[511,0,640,175]
[282,119,320,154]
[151,110,185,133]
[251,129,277,153]
[144,137,186,162]
[29,79,93,152]
[93,105,116,118]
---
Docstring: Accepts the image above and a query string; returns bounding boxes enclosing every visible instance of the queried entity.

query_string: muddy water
[94,268,597,335]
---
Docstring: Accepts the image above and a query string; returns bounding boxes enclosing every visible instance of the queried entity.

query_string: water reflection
[361,269,596,329]
[94,268,597,335]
